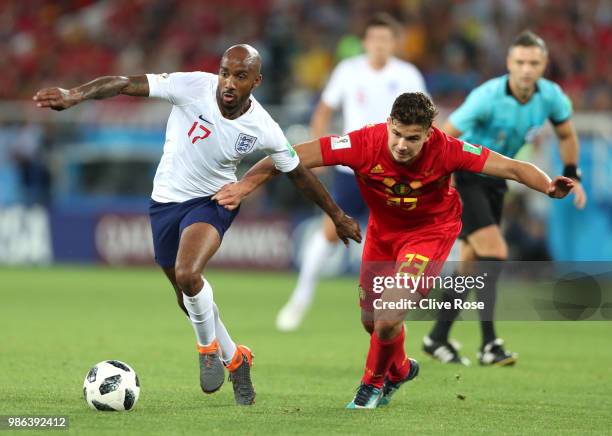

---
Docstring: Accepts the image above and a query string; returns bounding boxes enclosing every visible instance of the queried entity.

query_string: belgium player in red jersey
[214,92,574,408]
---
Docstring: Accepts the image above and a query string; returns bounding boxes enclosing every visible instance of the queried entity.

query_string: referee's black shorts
[455,171,508,240]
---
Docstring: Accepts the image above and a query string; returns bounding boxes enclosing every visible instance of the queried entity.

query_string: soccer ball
[83,360,140,411]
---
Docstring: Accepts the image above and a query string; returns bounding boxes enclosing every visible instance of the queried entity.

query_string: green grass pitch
[1,267,610,435]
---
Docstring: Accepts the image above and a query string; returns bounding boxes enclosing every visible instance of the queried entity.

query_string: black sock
[475,256,504,347]
[428,274,469,343]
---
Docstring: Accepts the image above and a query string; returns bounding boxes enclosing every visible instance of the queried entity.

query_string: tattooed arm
[33,75,149,111]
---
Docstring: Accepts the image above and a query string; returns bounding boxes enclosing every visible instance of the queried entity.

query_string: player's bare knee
[374,320,402,340]
[174,266,203,296]
[473,244,508,260]
[467,226,508,260]
[324,233,339,243]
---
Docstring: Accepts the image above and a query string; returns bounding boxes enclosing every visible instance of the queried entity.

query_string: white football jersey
[321,55,426,174]
[146,72,299,203]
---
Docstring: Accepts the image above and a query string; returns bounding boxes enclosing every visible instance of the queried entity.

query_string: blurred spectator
[0,0,608,110]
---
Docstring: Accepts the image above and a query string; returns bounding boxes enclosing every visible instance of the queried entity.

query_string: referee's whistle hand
[570,182,587,210]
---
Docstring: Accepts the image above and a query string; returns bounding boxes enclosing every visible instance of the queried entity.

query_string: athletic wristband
[563,164,581,181]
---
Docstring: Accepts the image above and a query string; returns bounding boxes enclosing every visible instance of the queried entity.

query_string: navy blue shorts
[149,196,239,268]
[331,169,369,218]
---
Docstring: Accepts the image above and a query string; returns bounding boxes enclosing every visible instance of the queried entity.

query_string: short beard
[216,90,249,116]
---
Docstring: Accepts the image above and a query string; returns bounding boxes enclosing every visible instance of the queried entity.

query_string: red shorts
[358,219,461,311]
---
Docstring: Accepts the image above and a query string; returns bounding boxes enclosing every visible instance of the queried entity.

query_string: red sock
[362,328,405,388]
[387,325,412,383]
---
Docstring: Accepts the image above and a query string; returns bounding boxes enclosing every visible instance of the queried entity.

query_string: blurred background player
[33,44,360,405]
[276,12,427,331]
[423,31,588,366]
[216,92,575,408]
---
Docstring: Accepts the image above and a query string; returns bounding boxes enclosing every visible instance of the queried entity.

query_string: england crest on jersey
[235,133,258,154]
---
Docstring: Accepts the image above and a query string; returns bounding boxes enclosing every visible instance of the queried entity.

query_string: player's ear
[252,74,262,90]
[540,51,549,70]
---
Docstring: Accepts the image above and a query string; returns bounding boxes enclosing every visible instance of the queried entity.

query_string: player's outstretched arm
[33,75,149,111]
[214,139,325,209]
[480,150,575,199]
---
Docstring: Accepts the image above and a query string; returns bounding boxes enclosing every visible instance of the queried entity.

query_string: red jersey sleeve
[320,126,369,170]
[442,130,490,173]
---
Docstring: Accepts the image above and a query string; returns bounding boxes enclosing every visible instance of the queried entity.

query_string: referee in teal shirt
[424,31,587,366]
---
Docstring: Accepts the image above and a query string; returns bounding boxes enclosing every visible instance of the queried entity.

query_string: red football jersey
[320,123,490,235]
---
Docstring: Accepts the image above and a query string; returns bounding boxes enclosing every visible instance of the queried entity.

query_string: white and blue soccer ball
[83,360,140,411]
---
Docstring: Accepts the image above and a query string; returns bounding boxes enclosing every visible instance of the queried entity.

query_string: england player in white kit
[34,44,361,406]
[276,13,427,331]
[146,71,298,204]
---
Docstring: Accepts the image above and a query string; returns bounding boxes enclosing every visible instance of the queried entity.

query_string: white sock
[213,303,237,363]
[290,229,335,307]
[182,278,215,347]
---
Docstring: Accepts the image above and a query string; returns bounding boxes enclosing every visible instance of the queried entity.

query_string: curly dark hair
[390,92,438,128]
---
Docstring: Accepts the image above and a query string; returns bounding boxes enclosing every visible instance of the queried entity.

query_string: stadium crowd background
[0,0,610,264]
[2,0,610,108]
